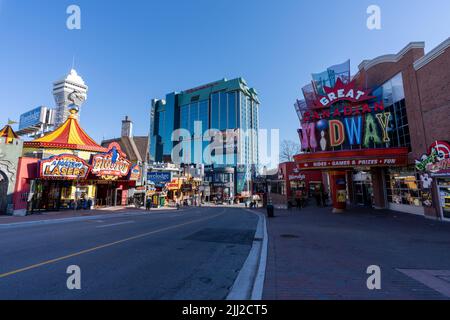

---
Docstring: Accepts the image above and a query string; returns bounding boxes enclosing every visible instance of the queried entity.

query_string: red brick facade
[354,40,450,162]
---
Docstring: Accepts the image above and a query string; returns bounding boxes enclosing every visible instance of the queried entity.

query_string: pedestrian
[295,197,301,209]
[146,198,152,211]
[314,186,322,207]
[321,188,327,207]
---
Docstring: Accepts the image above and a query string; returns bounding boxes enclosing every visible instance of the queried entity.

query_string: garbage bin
[267,203,275,218]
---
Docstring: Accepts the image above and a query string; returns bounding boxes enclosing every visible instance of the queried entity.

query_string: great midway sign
[299,78,393,152]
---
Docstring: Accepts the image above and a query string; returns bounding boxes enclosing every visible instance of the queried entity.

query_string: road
[0,207,259,300]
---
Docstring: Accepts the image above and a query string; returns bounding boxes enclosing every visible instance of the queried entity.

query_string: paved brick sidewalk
[263,206,450,300]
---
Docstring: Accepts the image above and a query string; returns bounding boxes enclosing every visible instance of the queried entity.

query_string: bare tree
[280,140,301,163]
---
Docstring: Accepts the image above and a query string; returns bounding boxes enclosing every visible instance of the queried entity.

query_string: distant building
[150,78,260,198]
[101,116,150,204]
[53,69,88,127]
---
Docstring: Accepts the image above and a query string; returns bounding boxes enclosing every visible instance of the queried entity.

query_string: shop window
[385,168,423,207]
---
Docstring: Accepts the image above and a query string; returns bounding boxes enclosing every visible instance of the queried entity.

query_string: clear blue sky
[1,0,449,143]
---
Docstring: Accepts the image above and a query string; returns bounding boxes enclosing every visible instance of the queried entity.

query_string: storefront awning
[294,147,409,170]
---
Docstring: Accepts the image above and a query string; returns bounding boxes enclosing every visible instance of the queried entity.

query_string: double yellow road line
[0,211,225,279]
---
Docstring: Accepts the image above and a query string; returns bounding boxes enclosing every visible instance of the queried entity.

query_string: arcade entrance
[352,171,374,207]
[0,171,8,214]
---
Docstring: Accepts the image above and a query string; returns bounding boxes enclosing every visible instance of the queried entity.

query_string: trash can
[267,203,275,218]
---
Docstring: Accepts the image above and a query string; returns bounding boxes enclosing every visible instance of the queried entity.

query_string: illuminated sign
[416,141,450,174]
[40,154,89,180]
[315,79,375,108]
[166,179,181,191]
[296,148,409,170]
[299,80,392,152]
[129,164,142,181]
[91,142,131,180]
[300,158,405,169]
[288,174,306,181]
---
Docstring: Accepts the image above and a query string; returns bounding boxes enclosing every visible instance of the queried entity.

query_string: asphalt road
[0,207,258,300]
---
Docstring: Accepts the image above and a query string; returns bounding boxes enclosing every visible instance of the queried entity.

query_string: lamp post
[264,165,274,217]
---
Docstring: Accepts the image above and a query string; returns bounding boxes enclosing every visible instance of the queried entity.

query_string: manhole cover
[280,234,300,239]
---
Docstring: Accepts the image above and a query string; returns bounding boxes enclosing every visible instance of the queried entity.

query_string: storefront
[31,154,94,211]
[13,107,133,215]
[147,171,172,206]
[437,177,450,221]
[205,166,235,203]
[296,145,409,213]
[90,142,133,207]
[255,162,325,208]
[415,141,450,220]
[294,39,450,218]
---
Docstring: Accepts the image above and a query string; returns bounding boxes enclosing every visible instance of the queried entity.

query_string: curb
[0,208,180,229]
[226,210,268,300]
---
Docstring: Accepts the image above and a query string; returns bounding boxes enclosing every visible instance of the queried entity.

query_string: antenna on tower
[71,55,76,71]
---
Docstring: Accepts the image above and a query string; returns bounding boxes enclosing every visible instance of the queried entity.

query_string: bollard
[267,203,275,218]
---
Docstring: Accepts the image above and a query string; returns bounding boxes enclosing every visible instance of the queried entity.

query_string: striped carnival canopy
[0,125,19,144]
[24,109,107,153]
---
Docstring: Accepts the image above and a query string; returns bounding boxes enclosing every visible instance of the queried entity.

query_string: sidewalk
[263,205,450,300]
[0,206,176,225]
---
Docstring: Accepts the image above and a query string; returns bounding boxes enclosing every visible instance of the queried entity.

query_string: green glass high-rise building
[149,78,260,196]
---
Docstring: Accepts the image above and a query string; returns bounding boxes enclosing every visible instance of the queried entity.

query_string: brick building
[295,38,450,220]
[266,162,324,208]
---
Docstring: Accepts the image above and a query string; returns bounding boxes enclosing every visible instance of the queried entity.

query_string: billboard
[147,172,171,187]
[18,106,54,137]
[19,106,50,130]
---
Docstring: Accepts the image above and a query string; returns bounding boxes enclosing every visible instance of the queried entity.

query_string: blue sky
[0,0,449,143]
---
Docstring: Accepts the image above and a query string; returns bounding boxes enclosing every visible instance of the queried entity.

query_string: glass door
[353,171,373,207]
[438,178,450,220]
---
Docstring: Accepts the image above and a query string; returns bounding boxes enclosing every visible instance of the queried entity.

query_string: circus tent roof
[24,109,106,153]
[0,124,19,143]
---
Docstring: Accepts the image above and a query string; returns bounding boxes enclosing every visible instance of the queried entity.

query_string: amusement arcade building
[295,38,450,220]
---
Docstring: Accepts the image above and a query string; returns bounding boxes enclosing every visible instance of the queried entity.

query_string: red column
[329,171,347,213]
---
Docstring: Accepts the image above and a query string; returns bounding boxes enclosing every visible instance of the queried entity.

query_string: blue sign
[19,107,43,130]
[147,172,171,187]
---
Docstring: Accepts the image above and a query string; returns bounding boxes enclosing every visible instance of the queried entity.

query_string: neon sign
[91,142,131,180]
[40,154,90,180]
[415,141,450,173]
[299,80,392,151]
[315,79,375,108]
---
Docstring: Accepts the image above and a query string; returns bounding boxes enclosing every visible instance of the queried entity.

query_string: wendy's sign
[299,79,392,152]
[40,154,90,180]
[91,142,131,180]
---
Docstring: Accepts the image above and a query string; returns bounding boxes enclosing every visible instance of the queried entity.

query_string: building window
[385,168,423,207]
[211,93,219,130]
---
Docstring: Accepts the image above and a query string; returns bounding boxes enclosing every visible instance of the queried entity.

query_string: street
[0,207,258,300]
